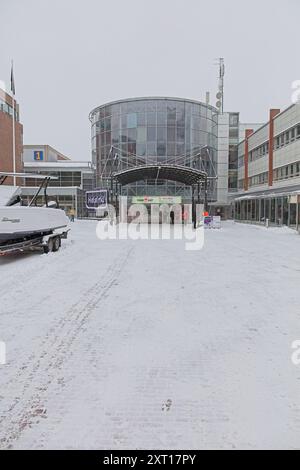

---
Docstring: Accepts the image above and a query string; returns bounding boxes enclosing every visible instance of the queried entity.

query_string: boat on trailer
[0,172,70,254]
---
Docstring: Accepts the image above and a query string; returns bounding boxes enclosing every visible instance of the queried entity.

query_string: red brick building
[0,88,23,185]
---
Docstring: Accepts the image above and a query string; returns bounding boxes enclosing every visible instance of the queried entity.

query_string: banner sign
[86,190,108,209]
[34,150,44,161]
[204,215,221,229]
[212,216,221,229]
[131,196,182,204]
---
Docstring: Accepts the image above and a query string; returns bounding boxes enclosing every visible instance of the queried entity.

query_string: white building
[22,145,95,217]
[215,112,262,218]
[234,104,300,228]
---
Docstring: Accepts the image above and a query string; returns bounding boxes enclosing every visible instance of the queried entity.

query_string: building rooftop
[24,161,94,170]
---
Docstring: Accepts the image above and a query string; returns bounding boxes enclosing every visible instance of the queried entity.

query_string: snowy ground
[0,220,300,450]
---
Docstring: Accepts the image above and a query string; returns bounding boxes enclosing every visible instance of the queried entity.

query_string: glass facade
[234,194,300,229]
[90,98,218,202]
[228,112,239,192]
[25,171,83,188]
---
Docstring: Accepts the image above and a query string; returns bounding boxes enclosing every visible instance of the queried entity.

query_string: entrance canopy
[112,164,207,186]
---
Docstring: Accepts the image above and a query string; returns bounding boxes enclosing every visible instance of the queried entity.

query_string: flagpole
[11,60,16,186]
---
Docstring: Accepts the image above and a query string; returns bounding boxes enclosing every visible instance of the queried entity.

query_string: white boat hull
[0,207,69,243]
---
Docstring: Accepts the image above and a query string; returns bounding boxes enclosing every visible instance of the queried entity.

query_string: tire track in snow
[0,245,134,449]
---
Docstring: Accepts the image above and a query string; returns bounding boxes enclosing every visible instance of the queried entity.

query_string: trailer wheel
[52,236,61,252]
[43,237,54,254]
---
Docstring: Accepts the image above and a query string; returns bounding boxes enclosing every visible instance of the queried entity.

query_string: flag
[10,62,15,95]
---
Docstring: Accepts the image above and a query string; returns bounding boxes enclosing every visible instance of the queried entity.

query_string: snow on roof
[235,190,300,201]
[24,161,93,169]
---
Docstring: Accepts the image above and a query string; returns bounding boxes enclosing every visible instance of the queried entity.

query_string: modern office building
[234,104,300,229]
[23,144,70,163]
[90,97,218,206]
[89,97,261,218]
[0,87,23,184]
[22,145,95,217]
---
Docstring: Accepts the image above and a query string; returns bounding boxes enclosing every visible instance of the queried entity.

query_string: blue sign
[86,190,108,209]
[34,151,44,161]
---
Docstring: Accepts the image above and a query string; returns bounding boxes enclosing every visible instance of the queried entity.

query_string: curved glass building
[89,97,218,202]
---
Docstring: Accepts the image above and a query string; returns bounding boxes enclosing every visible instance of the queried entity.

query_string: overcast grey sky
[0,0,299,160]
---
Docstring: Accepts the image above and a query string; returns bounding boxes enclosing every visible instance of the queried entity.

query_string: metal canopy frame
[112,164,207,187]
[111,164,208,228]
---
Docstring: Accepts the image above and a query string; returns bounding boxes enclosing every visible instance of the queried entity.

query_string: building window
[291,128,295,141]
[285,131,290,144]
[229,114,239,126]
[127,113,137,128]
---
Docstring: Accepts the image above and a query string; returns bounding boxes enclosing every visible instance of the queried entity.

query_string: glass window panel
[111,103,121,114]
[167,143,175,156]
[192,116,200,129]
[229,113,239,126]
[121,114,127,128]
[167,126,175,141]
[137,127,146,142]
[120,102,128,113]
[137,143,146,156]
[147,101,156,112]
[127,113,137,128]
[147,126,156,141]
[192,104,201,115]
[229,128,239,139]
[134,101,146,112]
[177,127,185,142]
[127,102,137,113]
[104,106,112,117]
[176,101,185,113]
[128,142,136,155]
[156,101,166,112]
[111,114,120,130]
[157,127,166,141]
[167,102,176,113]
[176,113,185,127]
[147,142,157,156]
[192,130,200,145]
[157,112,166,126]
[147,112,156,126]
[176,143,185,156]
[137,113,146,126]
[105,132,111,146]
[128,128,137,141]
[157,142,166,156]
[112,129,119,144]
[167,110,176,125]
[120,130,127,142]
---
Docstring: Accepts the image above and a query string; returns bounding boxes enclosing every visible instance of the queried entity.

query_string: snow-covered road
[0,221,299,449]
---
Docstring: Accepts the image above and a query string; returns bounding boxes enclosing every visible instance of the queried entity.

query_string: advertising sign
[212,216,221,229]
[86,190,108,210]
[204,216,213,227]
[204,215,221,229]
[34,150,44,161]
[131,196,182,204]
